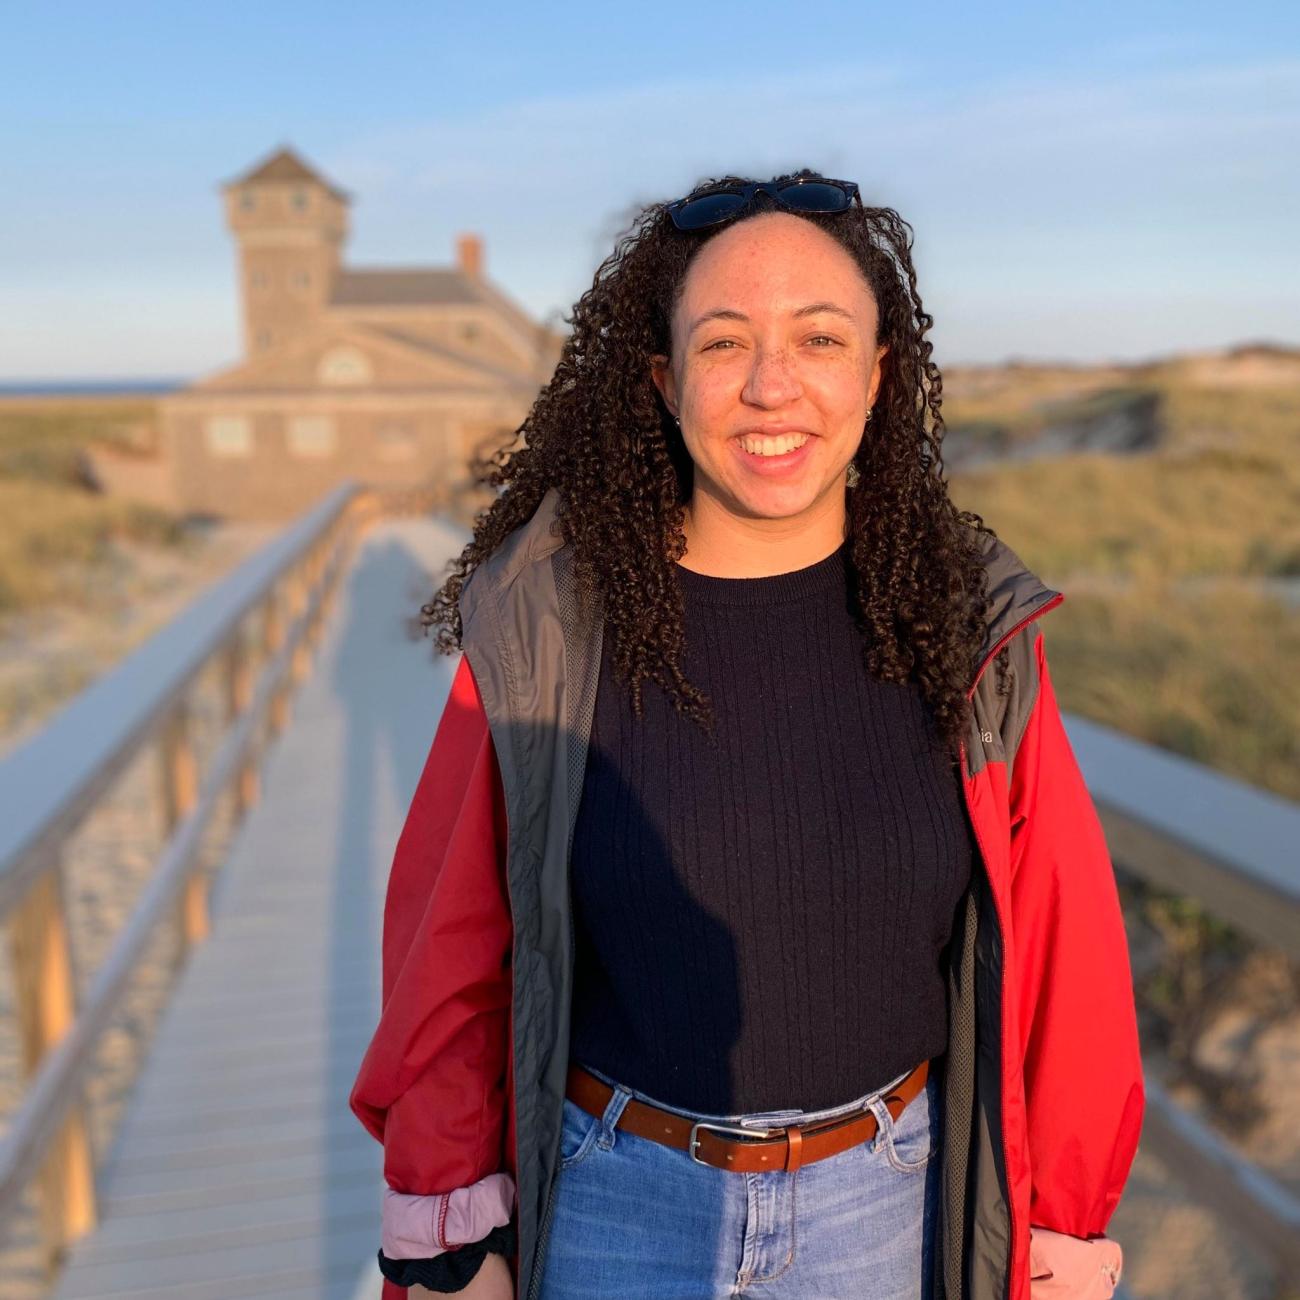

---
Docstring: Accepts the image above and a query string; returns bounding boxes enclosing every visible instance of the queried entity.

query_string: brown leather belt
[564,1058,929,1174]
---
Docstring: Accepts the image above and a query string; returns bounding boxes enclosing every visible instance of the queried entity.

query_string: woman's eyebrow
[687,302,856,337]
[792,301,855,322]
[687,308,747,336]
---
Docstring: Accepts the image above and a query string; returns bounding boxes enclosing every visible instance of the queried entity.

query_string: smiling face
[650,211,888,531]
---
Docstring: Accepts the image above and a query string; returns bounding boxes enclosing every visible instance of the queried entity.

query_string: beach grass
[0,398,186,614]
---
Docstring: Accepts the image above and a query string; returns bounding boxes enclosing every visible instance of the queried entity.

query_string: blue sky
[1,1,1295,381]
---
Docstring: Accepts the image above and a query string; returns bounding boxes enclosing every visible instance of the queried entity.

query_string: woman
[350,170,1144,1300]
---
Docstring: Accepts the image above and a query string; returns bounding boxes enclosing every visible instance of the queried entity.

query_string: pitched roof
[331,267,551,355]
[330,268,480,307]
[178,318,538,396]
[359,324,537,387]
[222,146,350,202]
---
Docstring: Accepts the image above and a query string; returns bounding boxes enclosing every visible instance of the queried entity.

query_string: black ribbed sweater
[567,537,975,1115]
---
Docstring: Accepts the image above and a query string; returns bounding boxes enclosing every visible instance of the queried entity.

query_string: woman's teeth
[737,432,810,457]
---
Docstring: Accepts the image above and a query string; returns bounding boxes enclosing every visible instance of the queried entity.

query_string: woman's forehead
[675,217,875,327]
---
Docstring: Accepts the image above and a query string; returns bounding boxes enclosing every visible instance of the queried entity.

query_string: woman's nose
[741,346,803,407]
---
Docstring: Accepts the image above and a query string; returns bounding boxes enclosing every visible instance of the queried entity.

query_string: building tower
[220,145,351,360]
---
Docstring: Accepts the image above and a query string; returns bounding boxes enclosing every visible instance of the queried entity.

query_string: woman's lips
[732,432,816,475]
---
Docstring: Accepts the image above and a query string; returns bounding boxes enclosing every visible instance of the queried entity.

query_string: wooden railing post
[263,588,289,738]
[158,699,205,949]
[288,564,311,687]
[223,627,258,814]
[306,543,328,654]
[6,852,97,1275]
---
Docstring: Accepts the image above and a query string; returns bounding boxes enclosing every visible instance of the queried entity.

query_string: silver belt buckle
[687,1119,781,1167]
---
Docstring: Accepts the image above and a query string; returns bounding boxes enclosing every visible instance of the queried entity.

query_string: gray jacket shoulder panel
[1001,621,1044,771]
[965,528,1059,778]
[459,486,566,639]
[970,526,1061,669]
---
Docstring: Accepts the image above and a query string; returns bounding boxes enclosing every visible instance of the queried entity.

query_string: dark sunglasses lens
[673,191,747,229]
[777,182,851,212]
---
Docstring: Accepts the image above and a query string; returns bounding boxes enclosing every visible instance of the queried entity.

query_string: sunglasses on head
[666,176,861,231]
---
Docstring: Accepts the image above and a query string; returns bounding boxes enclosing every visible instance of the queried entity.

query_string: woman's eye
[703,336,839,352]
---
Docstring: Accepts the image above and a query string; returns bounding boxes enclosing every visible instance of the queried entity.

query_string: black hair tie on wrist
[377,1219,517,1293]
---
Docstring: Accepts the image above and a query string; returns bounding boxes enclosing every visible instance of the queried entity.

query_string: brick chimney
[456,233,483,279]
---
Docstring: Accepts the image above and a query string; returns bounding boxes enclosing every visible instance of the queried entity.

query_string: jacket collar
[471,485,1061,675]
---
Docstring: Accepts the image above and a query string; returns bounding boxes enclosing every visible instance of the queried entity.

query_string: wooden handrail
[1065,710,1300,1285]
[0,479,381,1277]
[1068,710,1300,959]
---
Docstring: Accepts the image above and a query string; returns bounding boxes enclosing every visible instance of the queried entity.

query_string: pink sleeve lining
[381,1170,516,1259]
[1029,1225,1123,1297]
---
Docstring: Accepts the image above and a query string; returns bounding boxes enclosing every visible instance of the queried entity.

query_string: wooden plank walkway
[49,515,467,1300]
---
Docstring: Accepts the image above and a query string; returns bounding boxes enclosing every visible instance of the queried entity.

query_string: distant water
[0,378,187,396]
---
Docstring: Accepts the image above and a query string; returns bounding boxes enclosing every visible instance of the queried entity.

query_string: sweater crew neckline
[673,538,851,606]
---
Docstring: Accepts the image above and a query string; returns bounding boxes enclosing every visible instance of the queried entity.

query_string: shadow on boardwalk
[1,516,464,1300]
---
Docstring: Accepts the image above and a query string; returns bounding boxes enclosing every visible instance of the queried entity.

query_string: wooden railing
[1067,711,1300,1288]
[0,481,389,1278]
[0,483,1295,1292]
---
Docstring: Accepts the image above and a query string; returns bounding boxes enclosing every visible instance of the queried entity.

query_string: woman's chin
[728,479,826,520]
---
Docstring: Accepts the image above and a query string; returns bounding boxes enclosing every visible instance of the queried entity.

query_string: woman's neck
[676,488,849,578]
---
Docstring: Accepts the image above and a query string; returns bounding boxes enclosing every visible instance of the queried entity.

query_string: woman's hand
[1029,1226,1123,1297]
[412,1249,514,1299]
[464,1250,515,1299]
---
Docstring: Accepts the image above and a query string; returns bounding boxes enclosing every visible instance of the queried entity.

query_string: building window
[377,422,417,461]
[317,345,373,386]
[290,268,311,291]
[255,328,273,350]
[291,188,309,212]
[240,192,256,212]
[251,268,270,290]
[288,415,336,457]
[206,415,253,457]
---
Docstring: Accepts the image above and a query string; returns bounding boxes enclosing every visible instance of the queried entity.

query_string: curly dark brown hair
[421,167,1011,766]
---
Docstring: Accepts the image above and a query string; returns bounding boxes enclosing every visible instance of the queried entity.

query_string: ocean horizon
[0,379,188,397]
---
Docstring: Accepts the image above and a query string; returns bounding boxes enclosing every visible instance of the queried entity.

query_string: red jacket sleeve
[349,654,515,1270]
[1008,629,1145,1240]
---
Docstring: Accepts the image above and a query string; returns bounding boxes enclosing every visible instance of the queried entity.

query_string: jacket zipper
[956,590,1063,1297]
[526,745,585,1300]
[526,916,575,1300]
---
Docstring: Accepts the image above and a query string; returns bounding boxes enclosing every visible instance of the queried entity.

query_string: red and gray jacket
[350,487,1145,1299]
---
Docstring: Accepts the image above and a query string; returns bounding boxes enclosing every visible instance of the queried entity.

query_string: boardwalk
[22,503,1299,1300]
[48,515,467,1300]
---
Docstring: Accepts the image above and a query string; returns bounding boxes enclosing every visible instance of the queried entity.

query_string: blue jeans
[535,1060,941,1298]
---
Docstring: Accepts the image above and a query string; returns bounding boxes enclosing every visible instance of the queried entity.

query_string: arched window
[317,346,373,386]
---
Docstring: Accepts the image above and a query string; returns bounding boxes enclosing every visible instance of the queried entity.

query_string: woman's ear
[648,353,678,420]
[867,343,889,408]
